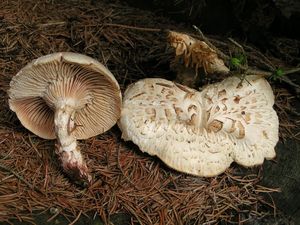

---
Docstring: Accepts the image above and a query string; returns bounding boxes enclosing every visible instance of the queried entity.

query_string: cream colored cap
[118,76,278,177]
[201,75,278,167]
[119,78,233,177]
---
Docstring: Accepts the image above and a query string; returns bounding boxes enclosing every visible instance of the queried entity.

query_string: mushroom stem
[54,105,92,184]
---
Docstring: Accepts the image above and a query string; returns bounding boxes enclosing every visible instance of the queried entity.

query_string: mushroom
[118,76,278,177]
[168,31,229,74]
[8,52,122,183]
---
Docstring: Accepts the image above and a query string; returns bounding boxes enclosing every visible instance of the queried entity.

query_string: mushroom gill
[8,52,122,184]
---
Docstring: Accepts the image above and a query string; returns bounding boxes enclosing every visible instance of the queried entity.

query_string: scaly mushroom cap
[201,76,278,166]
[119,78,233,177]
[168,31,229,74]
[8,52,122,139]
[118,76,278,177]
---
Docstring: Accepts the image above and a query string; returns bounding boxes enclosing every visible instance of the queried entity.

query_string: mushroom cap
[8,52,122,140]
[118,76,278,177]
[168,31,229,74]
[119,78,233,177]
[201,75,278,167]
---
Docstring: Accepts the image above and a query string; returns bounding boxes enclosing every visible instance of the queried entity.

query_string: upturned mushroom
[168,31,229,74]
[8,52,122,183]
[118,76,278,177]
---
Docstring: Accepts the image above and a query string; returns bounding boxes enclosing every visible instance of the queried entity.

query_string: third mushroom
[8,52,122,184]
[118,76,279,177]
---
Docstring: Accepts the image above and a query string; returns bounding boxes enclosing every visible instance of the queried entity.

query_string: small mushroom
[118,76,278,177]
[168,31,229,74]
[8,52,122,183]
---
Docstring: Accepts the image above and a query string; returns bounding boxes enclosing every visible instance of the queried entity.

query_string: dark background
[125,0,300,51]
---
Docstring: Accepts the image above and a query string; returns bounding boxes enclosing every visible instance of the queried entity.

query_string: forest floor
[0,0,299,224]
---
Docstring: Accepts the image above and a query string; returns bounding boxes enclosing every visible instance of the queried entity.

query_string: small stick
[47,209,62,222]
[68,210,82,225]
[0,163,43,194]
[244,68,300,94]
[281,67,300,75]
[28,135,42,158]
[116,143,142,191]
[228,39,300,94]
[193,25,229,61]
[193,26,300,88]
[37,21,67,28]
[103,23,161,32]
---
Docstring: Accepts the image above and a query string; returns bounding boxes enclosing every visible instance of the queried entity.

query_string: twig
[193,25,229,60]
[0,163,43,194]
[280,76,300,95]
[281,67,300,75]
[242,68,300,94]
[69,210,82,225]
[193,25,300,93]
[123,204,144,225]
[116,143,142,191]
[28,135,42,158]
[243,44,276,71]
[228,37,248,67]
[285,108,300,117]
[228,38,244,52]
[103,23,161,32]
[47,209,62,222]
[37,21,66,28]
[225,37,250,83]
